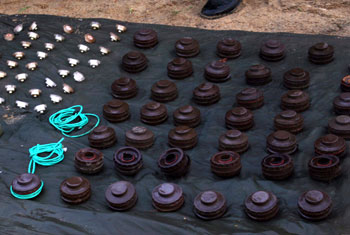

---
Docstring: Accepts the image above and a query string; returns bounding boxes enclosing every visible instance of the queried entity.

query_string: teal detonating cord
[28,138,65,174]
[49,105,100,138]
[10,138,65,199]
[10,182,44,200]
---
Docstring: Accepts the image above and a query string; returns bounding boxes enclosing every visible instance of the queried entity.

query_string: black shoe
[200,0,242,19]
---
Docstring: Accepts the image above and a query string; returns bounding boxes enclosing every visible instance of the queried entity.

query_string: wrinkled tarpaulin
[0,14,349,235]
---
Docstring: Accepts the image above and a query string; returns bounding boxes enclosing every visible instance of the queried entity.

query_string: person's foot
[200,0,242,19]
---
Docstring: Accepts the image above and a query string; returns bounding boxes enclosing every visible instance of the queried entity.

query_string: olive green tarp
[0,14,349,235]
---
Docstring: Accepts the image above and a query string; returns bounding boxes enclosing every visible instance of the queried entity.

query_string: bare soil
[0,0,350,36]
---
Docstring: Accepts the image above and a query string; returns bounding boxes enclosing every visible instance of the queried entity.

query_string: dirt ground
[0,0,350,37]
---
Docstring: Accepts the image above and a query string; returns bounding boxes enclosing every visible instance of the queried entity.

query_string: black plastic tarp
[0,14,350,234]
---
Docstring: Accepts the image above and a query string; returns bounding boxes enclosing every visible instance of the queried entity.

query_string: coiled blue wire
[10,138,65,199]
[49,105,100,138]
[28,138,65,174]
[10,181,44,200]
